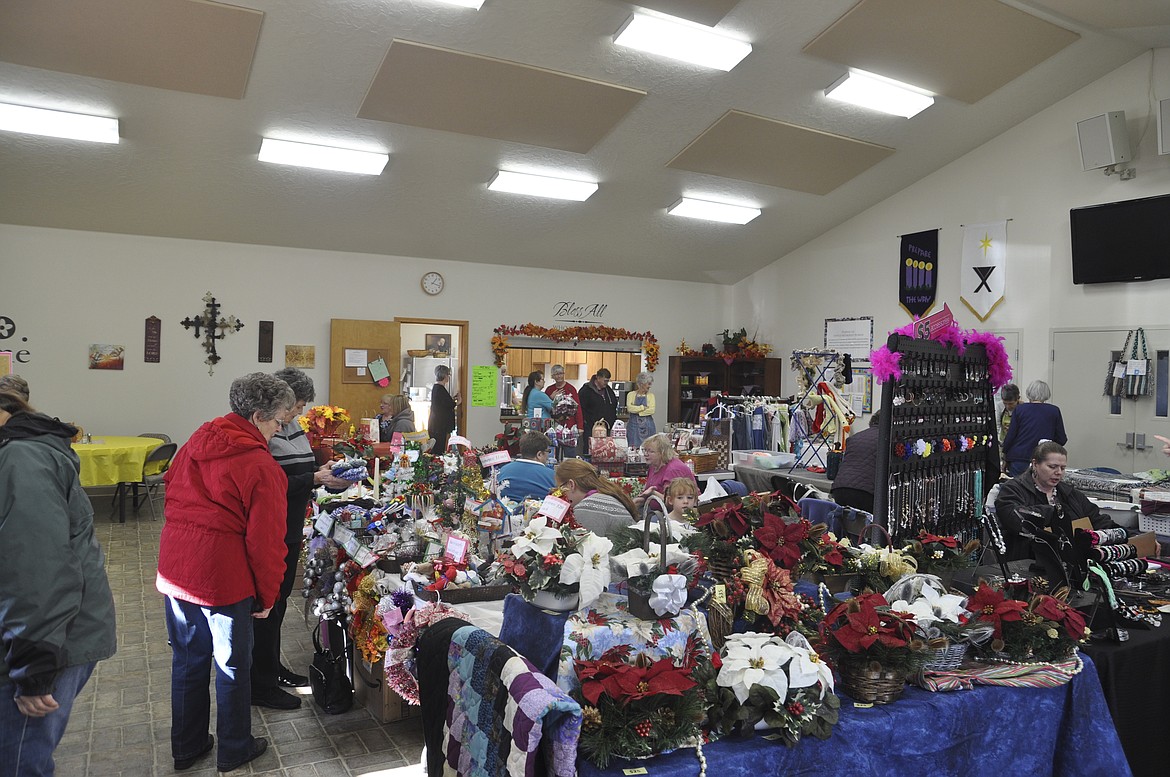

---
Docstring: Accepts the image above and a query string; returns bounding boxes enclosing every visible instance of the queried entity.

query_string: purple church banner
[899,229,939,318]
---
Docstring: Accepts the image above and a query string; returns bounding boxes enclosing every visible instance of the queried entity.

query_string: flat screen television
[1069,193,1170,284]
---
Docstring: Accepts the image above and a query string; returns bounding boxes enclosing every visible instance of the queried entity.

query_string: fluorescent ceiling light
[668,197,760,225]
[488,170,598,201]
[614,13,751,71]
[0,102,119,143]
[434,0,485,7]
[824,69,934,118]
[258,138,388,175]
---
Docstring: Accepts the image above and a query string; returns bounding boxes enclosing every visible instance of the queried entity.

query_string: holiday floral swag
[967,584,1088,663]
[492,324,659,372]
[299,404,351,446]
[869,321,1013,390]
[902,531,980,577]
[696,631,839,745]
[493,514,613,609]
[817,593,925,676]
[573,639,707,769]
[676,327,773,362]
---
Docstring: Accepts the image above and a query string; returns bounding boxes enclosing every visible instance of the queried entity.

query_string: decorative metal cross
[180,292,245,375]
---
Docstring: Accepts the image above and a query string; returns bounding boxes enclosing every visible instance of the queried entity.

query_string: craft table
[579,653,1128,777]
[733,462,832,494]
[72,435,162,521]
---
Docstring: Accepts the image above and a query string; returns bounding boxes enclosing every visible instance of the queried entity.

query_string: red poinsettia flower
[823,594,913,653]
[500,555,527,579]
[696,504,751,538]
[762,562,804,627]
[919,531,959,548]
[1032,595,1088,641]
[821,540,845,568]
[754,513,810,569]
[967,585,1027,638]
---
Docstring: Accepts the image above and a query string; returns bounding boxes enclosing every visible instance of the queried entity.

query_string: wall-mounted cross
[180,292,245,375]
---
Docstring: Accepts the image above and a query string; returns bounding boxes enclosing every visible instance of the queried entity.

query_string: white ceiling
[0,0,1166,284]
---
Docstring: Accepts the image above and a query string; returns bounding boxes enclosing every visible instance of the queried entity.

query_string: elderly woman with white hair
[637,432,696,506]
[1001,380,1067,477]
[625,371,656,448]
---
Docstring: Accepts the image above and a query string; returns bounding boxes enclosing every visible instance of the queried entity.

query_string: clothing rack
[873,334,1001,544]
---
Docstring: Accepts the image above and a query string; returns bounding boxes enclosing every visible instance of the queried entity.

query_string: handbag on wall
[1124,328,1152,398]
[1103,330,1132,398]
[310,617,353,714]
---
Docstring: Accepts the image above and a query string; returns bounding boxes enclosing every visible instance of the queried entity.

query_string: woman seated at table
[376,394,415,442]
[994,441,1123,562]
[554,459,637,538]
[637,433,697,507]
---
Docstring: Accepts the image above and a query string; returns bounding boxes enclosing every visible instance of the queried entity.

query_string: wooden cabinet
[666,356,783,423]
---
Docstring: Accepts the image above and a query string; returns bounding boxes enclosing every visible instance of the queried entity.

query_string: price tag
[853,701,874,709]
[333,524,354,547]
[480,449,512,468]
[1113,362,1128,378]
[352,545,377,568]
[444,535,470,564]
[714,584,727,605]
[314,513,335,538]
[448,434,472,449]
[622,769,649,776]
[1128,359,1147,376]
[537,495,571,523]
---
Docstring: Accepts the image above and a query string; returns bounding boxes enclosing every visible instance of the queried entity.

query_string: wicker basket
[406,349,431,357]
[679,452,721,474]
[923,642,968,672]
[839,665,907,704]
[413,583,512,604]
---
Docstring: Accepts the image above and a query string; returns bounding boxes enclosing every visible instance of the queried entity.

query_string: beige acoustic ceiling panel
[359,40,646,154]
[1028,0,1170,29]
[0,0,263,99]
[803,0,1079,104]
[667,110,894,196]
[632,0,742,27]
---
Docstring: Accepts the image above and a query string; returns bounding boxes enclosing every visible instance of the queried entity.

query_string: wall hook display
[180,292,245,376]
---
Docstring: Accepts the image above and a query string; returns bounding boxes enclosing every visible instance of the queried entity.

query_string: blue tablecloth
[579,654,1130,777]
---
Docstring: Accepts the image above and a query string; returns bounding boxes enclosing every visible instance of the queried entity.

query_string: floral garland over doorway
[491,324,659,372]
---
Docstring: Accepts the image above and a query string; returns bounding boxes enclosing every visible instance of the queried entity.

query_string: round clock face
[421,271,444,296]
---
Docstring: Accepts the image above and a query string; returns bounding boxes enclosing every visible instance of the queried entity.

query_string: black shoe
[217,736,268,772]
[251,686,302,710]
[277,666,309,688]
[174,734,214,770]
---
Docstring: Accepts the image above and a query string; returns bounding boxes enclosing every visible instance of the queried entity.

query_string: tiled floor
[55,497,427,776]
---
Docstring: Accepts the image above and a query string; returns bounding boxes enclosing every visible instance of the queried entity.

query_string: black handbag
[309,617,353,714]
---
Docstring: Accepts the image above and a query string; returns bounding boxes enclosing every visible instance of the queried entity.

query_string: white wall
[0,225,726,444]
[731,50,1170,401]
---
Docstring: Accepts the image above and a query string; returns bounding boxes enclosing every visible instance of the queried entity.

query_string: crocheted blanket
[444,625,581,777]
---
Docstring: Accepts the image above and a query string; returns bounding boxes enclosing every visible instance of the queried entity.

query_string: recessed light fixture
[668,197,760,225]
[488,170,598,201]
[614,13,752,71]
[824,69,934,118]
[0,102,119,143]
[434,0,486,7]
[257,138,388,175]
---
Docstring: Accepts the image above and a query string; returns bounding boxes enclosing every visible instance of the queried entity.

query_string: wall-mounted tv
[1070,193,1170,285]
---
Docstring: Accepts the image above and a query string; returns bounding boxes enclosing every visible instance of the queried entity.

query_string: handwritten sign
[480,449,512,467]
[444,535,470,565]
[314,513,335,538]
[537,495,571,523]
[447,434,472,450]
[472,365,499,407]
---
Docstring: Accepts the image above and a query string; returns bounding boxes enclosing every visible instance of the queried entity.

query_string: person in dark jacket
[428,365,458,453]
[376,394,415,442]
[994,441,1119,562]
[156,373,293,772]
[0,391,116,775]
[1002,380,1067,476]
[252,369,348,710]
[579,368,618,453]
[830,411,881,513]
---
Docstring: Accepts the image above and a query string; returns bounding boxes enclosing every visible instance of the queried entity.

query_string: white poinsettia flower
[889,596,940,626]
[784,632,834,697]
[510,516,562,558]
[924,586,968,623]
[717,633,792,704]
[558,533,613,609]
[625,518,697,537]
[610,544,692,580]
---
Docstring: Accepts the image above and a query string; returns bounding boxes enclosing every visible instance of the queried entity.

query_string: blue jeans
[0,662,95,777]
[164,596,254,768]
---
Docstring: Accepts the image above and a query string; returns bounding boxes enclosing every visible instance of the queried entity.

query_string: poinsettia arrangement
[818,593,924,675]
[493,515,612,608]
[608,525,702,606]
[573,642,706,768]
[885,574,981,647]
[696,631,839,745]
[737,549,808,635]
[967,584,1088,663]
[299,404,351,446]
[902,531,980,576]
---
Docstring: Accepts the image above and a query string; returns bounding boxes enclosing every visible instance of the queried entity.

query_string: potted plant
[493,515,612,612]
[967,584,1088,664]
[817,593,924,704]
[299,404,351,462]
[902,531,980,588]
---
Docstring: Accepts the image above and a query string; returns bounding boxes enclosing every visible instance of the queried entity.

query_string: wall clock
[421,271,445,296]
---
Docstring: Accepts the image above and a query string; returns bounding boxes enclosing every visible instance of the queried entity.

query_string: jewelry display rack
[873,334,1001,544]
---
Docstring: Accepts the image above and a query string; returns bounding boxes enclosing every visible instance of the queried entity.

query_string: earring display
[874,334,1001,544]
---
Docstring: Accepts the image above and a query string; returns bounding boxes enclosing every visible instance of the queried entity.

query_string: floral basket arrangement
[817,593,924,704]
[492,514,612,612]
[572,643,706,769]
[967,584,1089,664]
[299,404,351,447]
[901,531,980,587]
[610,500,705,620]
[885,574,986,673]
[696,631,839,745]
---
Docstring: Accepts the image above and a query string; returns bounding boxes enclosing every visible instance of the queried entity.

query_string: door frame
[396,317,469,437]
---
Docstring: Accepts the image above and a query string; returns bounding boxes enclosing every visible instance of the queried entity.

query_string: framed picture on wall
[425,334,450,353]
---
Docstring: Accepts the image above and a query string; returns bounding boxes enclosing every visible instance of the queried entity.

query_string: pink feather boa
[870,322,1012,389]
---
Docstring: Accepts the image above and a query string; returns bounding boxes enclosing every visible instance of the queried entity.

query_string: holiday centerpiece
[901,531,980,588]
[300,404,351,462]
[967,584,1088,664]
[697,631,839,745]
[817,593,924,704]
[493,514,612,611]
[885,574,983,673]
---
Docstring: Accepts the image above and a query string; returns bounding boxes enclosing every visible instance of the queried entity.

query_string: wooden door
[329,319,400,423]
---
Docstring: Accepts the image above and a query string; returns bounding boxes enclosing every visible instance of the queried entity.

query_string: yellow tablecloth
[71,436,163,487]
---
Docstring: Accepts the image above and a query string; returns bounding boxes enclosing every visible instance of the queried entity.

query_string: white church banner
[960,220,1007,321]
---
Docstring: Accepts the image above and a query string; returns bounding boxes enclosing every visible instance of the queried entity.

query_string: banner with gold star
[961,220,1007,321]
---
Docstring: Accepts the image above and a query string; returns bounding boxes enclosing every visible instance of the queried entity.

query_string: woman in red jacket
[156,373,293,773]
